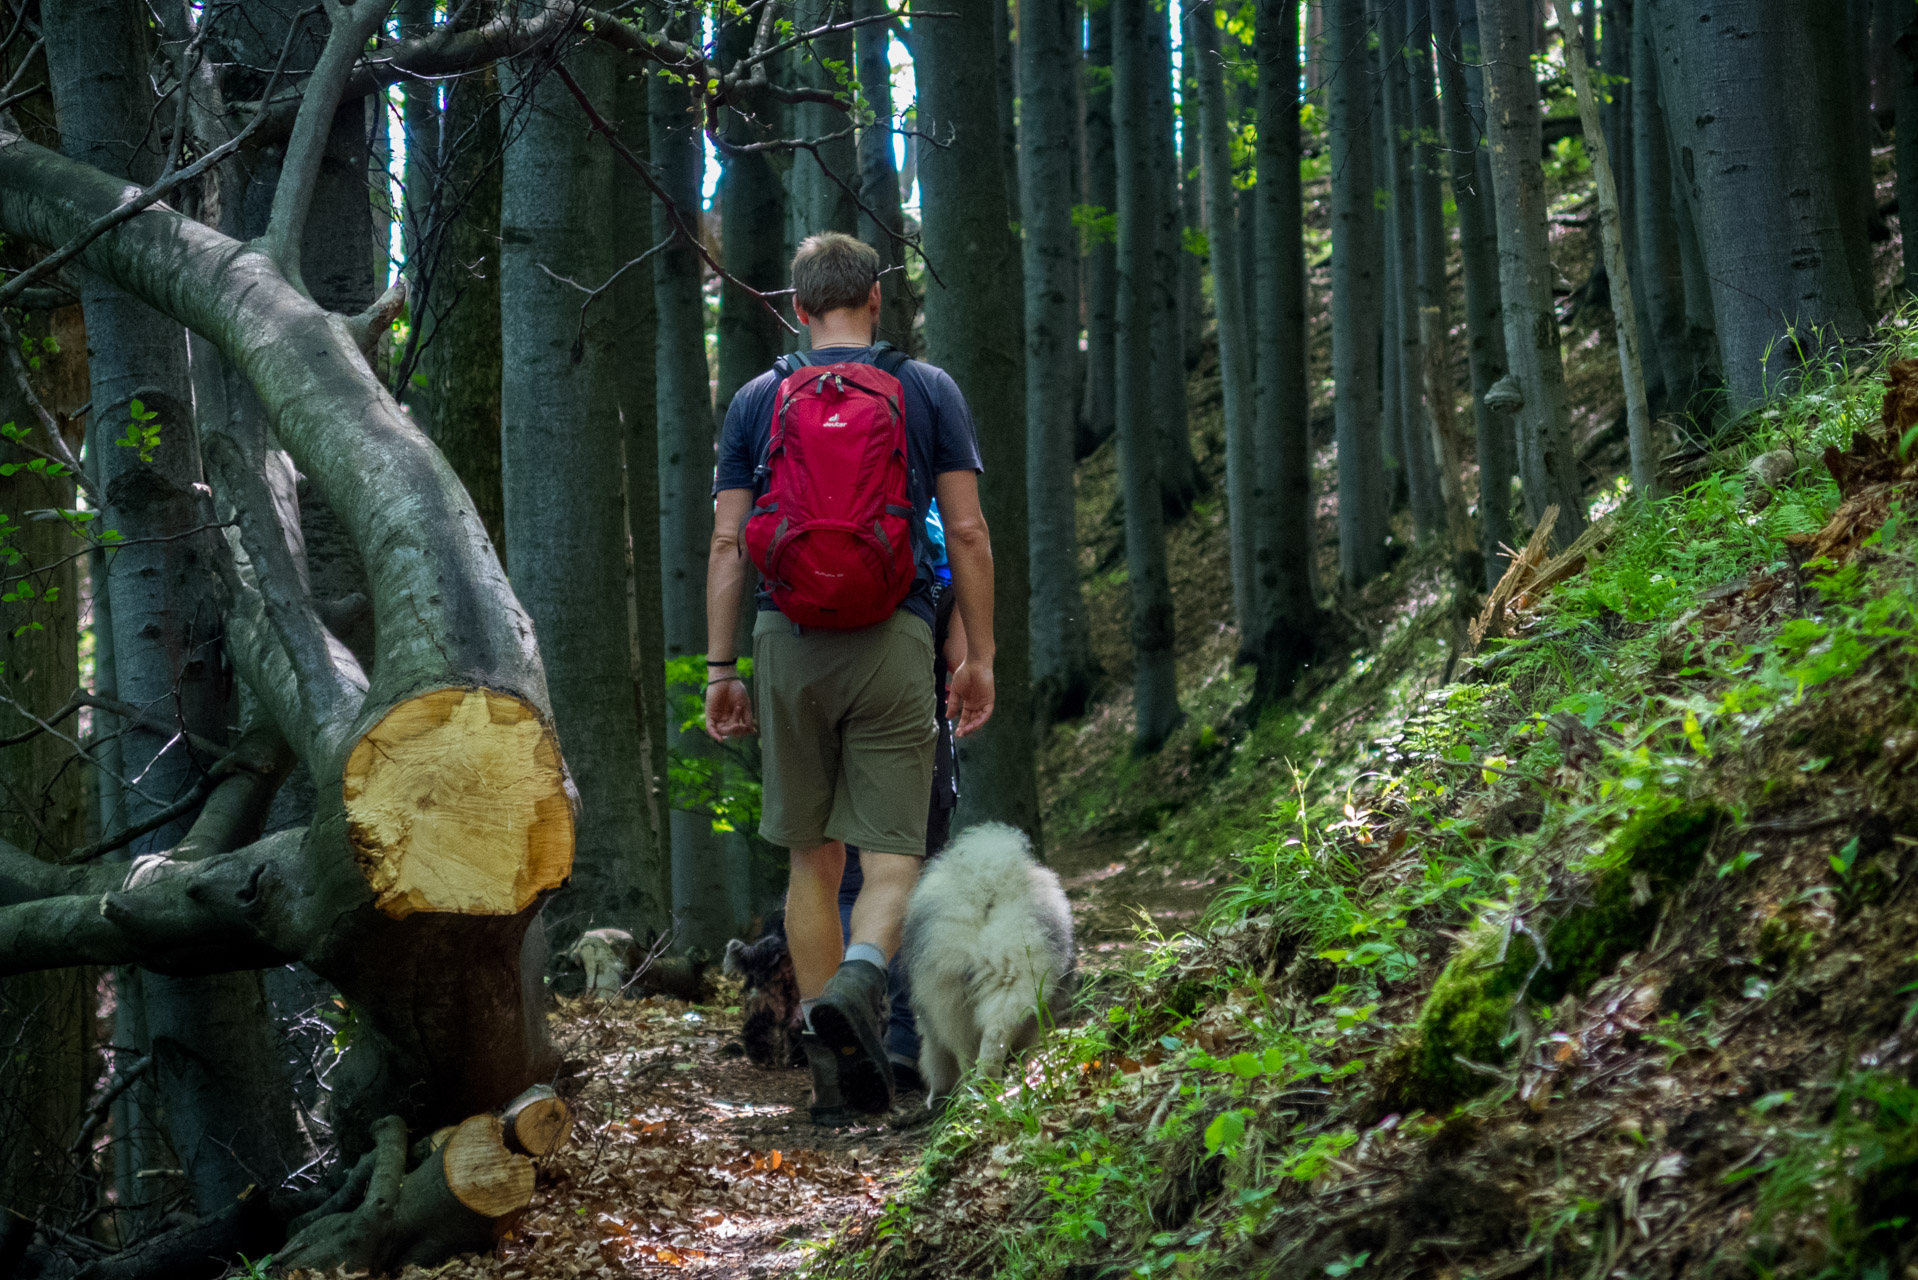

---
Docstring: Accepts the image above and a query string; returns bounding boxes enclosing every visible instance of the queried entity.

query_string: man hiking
[704,232,996,1124]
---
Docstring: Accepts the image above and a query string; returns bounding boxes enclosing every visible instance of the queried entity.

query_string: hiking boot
[800,1032,854,1128]
[889,1054,925,1094]
[807,959,895,1115]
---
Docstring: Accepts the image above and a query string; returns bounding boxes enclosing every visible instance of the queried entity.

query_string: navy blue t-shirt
[714,345,984,628]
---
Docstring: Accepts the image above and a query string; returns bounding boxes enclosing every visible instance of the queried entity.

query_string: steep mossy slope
[817,328,1918,1280]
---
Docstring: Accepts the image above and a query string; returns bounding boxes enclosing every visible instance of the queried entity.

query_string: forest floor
[355,837,1215,1280]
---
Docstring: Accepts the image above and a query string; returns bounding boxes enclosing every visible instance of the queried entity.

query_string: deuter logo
[823,413,847,428]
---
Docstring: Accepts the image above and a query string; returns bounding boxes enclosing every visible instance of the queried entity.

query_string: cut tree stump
[343,687,574,918]
[500,1084,570,1158]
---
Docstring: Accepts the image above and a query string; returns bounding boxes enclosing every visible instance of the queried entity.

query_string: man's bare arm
[935,470,995,735]
[704,488,756,739]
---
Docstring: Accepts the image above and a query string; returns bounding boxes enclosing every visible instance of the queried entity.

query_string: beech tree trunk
[1146,11,1203,518]
[1430,0,1512,585]
[611,47,672,950]
[1023,0,1098,725]
[1477,0,1586,542]
[1644,0,1871,411]
[1189,0,1258,648]
[46,0,305,1216]
[914,0,1043,831]
[854,0,919,349]
[650,24,737,951]
[1112,0,1183,749]
[1556,0,1658,498]
[416,4,506,555]
[1326,0,1390,586]
[1628,12,1702,415]
[1406,1,1476,576]
[1377,0,1443,540]
[1252,0,1325,698]
[0,109,566,1208]
[501,44,669,940]
[716,11,789,411]
[791,0,861,237]
[1080,6,1119,459]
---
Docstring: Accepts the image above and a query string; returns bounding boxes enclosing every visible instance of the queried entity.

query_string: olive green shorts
[753,609,937,857]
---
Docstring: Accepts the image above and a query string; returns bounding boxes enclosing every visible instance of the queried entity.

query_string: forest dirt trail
[382,840,1212,1280]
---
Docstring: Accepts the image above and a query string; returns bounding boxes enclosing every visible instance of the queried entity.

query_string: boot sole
[808,998,894,1115]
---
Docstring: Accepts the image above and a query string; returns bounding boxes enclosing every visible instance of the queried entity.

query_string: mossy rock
[1531,798,1726,1002]
[1391,798,1725,1111]
[1394,926,1539,1111]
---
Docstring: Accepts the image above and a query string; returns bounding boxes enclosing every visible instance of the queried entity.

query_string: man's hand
[948,660,995,738]
[705,677,755,741]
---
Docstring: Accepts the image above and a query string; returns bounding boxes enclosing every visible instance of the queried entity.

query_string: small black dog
[722,911,804,1068]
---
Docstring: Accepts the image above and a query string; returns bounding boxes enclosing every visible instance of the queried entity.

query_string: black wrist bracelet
[706,658,736,667]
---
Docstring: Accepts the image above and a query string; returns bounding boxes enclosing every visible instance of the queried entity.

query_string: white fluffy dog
[901,823,1075,1103]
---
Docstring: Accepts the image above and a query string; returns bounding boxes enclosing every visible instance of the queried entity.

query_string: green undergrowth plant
[1748,1072,1918,1278]
[836,326,1918,1279]
[1389,795,1726,1111]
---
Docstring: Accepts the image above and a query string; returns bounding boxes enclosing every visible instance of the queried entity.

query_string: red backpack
[745,345,916,630]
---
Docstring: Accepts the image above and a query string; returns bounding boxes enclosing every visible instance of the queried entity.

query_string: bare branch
[534,234,672,359]
[0,20,299,314]
[0,828,306,978]
[553,65,799,334]
[202,410,369,757]
[259,1,393,292]
[346,279,407,357]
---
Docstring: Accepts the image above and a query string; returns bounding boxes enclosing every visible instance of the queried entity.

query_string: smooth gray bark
[1478,0,1585,542]
[716,13,789,415]
[1178,129,1206,370]
[1252,0,1324,697]
[398,0,436,309]
[1080,6,1118,459]
[1408,0,1476,569]
[1146,11,1202,518]
[994,0,1022,224]
[649,27,736,951]
[914,0,1043,824]
[46,0,304,1216]
[1022,0,1097,725]
[854,0,918,348]
[1377,0,1442,539]
[1645,0,1871,412]
[1188,0,1257,648]
[1556,0,1657,498]
[1628,12,1699,415]
[1112,0,1183,749]
[416,6,506,555]
[500,45,667,940]
[1327,0,1390,586]
[791,0,861,237]
[0,120,561,1163]
[1431,0,1512,585]
[611,52,671,950]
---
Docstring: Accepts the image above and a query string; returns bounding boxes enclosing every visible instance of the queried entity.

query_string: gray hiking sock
[844,941,888,971]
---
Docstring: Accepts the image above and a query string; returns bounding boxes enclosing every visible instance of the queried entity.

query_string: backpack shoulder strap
[772,349,819,380]
[869,341,910,376]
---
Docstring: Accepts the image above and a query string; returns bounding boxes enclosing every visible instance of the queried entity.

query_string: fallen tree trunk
[0,77,572,1270]
[275,1112,541,1272]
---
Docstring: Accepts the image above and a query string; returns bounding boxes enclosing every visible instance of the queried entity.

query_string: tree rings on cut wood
[344,687,573,918]
[501,1084,571,1158]
[438,1114,536,1218]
